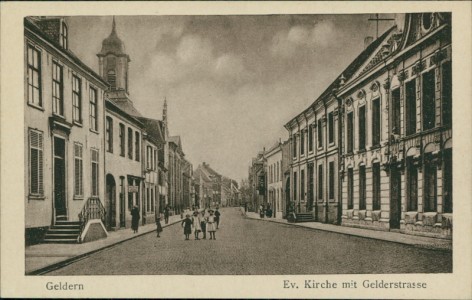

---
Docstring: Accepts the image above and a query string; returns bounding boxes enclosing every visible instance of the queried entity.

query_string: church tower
[162,97,169,138]
[97,16,130,94]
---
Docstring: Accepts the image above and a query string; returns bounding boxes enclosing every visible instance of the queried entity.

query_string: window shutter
[29,130,43,195]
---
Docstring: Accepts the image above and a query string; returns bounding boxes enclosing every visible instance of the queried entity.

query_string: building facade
[266,142,283,218]
[338,13,452,238]
[25,17,109,244]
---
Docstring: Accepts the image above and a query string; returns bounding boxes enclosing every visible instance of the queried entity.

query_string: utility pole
[368,14,395,39]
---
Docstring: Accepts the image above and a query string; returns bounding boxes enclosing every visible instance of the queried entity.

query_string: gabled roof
[194,166,212,183]
[168,135,183,150]
[110,98,143,118]
[106,98,144,128]
[137,117,165,144]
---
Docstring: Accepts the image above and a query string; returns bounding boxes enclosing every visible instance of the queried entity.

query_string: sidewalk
[242,209,452,252]
[25,211,188,275]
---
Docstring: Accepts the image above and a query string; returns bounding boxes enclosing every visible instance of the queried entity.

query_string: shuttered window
[91,149,99,196]
[74,143,83,196]
[29,129,44,196]
[27,45,42,106]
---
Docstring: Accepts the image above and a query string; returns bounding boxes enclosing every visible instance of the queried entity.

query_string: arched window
[107,70,116,90]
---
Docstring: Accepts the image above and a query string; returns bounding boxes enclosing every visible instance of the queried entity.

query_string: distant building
[266,141,283,218]
[24,17,109,244]
[248,151,267,213]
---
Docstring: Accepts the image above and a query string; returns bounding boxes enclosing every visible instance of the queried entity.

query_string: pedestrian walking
[200,210,207,239]
[131,205,140,233]
[192,211,202,240]
[206,210,217,240]
[164,205,170,224]
[215,208,221,229]
[155,212,163,238]
[181,214,192,240]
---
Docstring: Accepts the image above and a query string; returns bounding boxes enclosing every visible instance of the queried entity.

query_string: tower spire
[163,97,168,124]
[112,16,116,34]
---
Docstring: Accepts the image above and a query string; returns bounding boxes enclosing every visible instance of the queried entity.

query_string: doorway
[54,137,66,219]
[390,167,402,229]
[106,174,116,229]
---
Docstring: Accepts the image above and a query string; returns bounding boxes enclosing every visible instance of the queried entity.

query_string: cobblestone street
[47,207,452,275]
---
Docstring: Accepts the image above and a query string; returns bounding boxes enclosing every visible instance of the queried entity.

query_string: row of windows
[29,129,99,198]
[268,160,282,184]
[345,152,452,214]
[27,44,99,131]
[105,117,140,161]
[345,61,452,154]
[292,161,336,202]
[292,112,336,159]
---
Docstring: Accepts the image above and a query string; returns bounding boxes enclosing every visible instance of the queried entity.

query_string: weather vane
[368,13,395,39]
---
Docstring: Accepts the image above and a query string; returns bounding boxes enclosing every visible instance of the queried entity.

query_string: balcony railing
[78,197,106,243]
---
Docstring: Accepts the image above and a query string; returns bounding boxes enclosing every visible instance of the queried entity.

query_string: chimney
[364,36,374,49]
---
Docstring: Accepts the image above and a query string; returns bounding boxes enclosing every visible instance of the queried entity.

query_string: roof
[24,17,108,88]
[137,117,165,144]
[110,98,143,118]
[98,17,128,58]
[285,25,397,129]
[105,99,144,128]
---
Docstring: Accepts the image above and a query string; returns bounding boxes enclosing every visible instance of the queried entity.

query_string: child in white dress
[192,211,202,240]
[206,210,217,240]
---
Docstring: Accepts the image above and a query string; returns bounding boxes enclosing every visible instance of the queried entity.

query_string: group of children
[181,208,221,240]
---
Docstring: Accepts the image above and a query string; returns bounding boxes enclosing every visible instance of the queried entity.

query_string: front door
[390,167,402,229]
[54,137,66,219]
[106,174,116,229]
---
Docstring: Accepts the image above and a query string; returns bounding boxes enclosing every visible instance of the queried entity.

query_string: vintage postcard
[1,1,471,299]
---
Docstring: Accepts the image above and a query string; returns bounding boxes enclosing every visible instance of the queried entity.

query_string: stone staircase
[43,218,81,244]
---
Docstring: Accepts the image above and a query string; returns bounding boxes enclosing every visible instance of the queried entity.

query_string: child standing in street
[206,210,217,240]
[215,208,221,229]
[192,211,202,240]
[182,214,192,240]
[200,210,207,239]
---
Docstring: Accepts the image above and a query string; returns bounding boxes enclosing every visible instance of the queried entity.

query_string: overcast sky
[67,14,397,182]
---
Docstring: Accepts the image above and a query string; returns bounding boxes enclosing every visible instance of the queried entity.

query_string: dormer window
[61,21,68,50]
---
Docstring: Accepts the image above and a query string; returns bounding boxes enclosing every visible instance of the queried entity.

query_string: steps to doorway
[43,221,81,244]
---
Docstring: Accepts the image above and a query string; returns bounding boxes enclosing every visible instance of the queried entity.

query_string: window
[372,163,381,210]
[329,161,335,200]
[147,187,150,212]
[277,161,279,182]
[317,119,323,148]
[135,131,140,161]
[293,171,297,201]
[301,169,305,201]
[151,188,155,212]
[422,70,436,130]
[347,168,353,209]
[72,75,82,123]
[119,123,125,156]
[308,125,313,151]
[407,157,418,211]
[328,112,334,144]
[405,80,417,135]
[358,106,366,150]
[29,129,44,196]
[128,128,133,159]
[424,154,437,212]
[347,112,354,153]
[91,149,99,196]
[442,61,452,127]
[52,62,63,116]
[359,165,366,210]
[106,117,113,153]
[74,143,83,197]
[292,135,297,158]
[443,148,452,213]
[27,45,42,106]
[392,88,401,135]
[146,146,151,169]
[318,164,323,200]
[108,70,116,90]
[61,22,68,50]
[300,130,305,155]
[154,149,158,170]
[372,98,381,146]
[89,87,98,131]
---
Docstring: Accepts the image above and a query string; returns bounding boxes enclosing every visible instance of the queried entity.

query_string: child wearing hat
[206,210,217,240]
[181,214,192,240]
[192,211,202,240]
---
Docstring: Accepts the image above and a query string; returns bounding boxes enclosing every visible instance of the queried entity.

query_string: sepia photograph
[1,1,471,299]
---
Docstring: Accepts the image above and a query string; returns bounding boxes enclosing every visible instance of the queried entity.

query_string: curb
[242,210,451,252]
[27,219,182,275]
